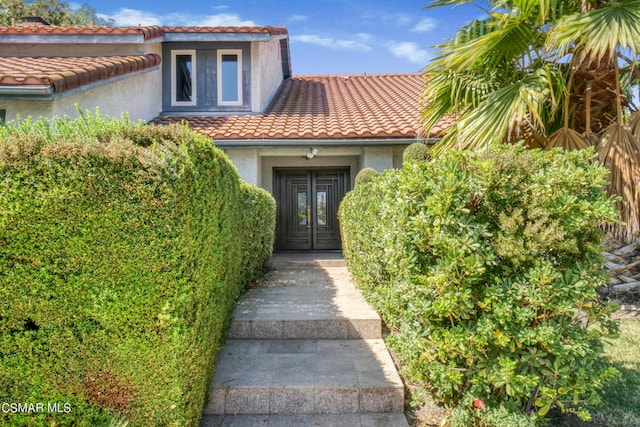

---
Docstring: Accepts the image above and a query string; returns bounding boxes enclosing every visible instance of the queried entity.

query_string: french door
[274,168,350,251]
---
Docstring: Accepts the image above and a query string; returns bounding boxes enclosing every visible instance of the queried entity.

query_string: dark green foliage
[238,182,276,284]
[354,167,379,187]
[0,0,114,26]
[0,113,274,426]
[402,141,430,164]
[340,144,620,426]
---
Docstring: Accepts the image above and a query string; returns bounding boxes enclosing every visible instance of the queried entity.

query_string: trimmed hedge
[339,144,620,426]
[0,113,275,426]
[402,141,430,164]
[354,167,379,187]
[238,181,276,285]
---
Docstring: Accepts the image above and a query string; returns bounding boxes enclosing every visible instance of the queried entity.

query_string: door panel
[275,168,349,251]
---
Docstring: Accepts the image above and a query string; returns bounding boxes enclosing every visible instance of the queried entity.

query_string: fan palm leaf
[548,0,640,62]
[629,110,640,138]
[598,122,640,241]
[546,127,589,150]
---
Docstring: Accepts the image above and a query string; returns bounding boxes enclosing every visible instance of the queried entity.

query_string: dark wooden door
[274,168,350,251]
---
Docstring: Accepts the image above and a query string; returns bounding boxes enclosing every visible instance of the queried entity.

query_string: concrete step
[228,266,382,340]
[205,339,404,416]
[200,413,409,426]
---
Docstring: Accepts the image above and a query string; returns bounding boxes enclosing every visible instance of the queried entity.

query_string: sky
[83,0,484,75]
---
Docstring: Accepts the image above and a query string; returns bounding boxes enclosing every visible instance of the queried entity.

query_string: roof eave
[163,33,273,42]
[0,34,150,44]
[214,137,436,149]
[0,84,53,98]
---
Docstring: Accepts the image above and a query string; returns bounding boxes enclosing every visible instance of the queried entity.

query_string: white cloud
[101,9,162,26]
[193,13,256,26]
[411,17,437,33]
[388,42,430,65]
[291,34,372,52]
[355,33,373,43]
[101,8,255,26]
[390,12,412,26]
[288,15,308,22]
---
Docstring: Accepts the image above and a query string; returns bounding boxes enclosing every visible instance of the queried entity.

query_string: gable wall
[0,67,161,122]
[251,39,285,112]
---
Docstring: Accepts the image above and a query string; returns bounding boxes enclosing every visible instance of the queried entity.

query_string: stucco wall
[393,145,409,168]
[224,146,364,190]
[1,68,162,123]
[225,149,261,185]
[251,39,284,113]
[362,146,394,172]
[224,144,408,192]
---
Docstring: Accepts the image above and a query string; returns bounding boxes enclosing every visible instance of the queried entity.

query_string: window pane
[297,192,307,225]
[175,54,192,102]
[221,54,239,102]
[316,191,327,225]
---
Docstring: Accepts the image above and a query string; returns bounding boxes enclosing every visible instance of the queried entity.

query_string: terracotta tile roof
[0,25,286,40]
[0,54,161,93]
[0,25,163,40]
[162,26,288,36]
[155,74,453,140]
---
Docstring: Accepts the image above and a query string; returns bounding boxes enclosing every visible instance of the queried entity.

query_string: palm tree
[422,0,640,241]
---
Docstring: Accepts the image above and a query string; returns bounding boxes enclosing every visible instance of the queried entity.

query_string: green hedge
[339,144,620,426]
[238,181,276,285]
[0,113,275,426]
[402,141,430,164]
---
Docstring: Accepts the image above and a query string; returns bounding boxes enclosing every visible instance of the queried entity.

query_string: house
[0,22,452,251]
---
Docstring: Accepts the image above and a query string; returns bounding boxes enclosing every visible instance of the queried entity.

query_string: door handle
[307,205,312,228]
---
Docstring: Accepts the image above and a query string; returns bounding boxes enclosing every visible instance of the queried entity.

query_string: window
[0,109,5,125]
[217,49,242,106]
[171,50,196,106]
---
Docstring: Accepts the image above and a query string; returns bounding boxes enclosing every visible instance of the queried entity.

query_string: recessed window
[0,109,5,124]
[217,49,242,106]
[171,50,196,106]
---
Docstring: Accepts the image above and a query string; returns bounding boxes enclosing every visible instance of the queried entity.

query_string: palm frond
[445,18,541,70]
[548,0,640,62]
[630,111,640,138]
[546,127,589,150]
[453,67,556,149]
[422,67,509,136]
[598,122,640,241]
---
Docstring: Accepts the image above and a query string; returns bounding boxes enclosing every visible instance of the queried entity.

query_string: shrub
[238,182,276,284]
[340,144,620,426]
[354,167,379,187]
[0,113,274,426]
[402,141,430,164]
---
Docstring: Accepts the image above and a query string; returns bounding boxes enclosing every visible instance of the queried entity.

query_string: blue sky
[86,0,483,75]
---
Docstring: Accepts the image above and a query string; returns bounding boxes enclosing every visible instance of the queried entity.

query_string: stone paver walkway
[200,253,408,427]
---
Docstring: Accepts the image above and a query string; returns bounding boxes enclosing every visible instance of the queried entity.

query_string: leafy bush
[238,181,276,284]
[340,144,620,426]
[402,141,430,164]
[354,167,379,187]
[0,112,275,426]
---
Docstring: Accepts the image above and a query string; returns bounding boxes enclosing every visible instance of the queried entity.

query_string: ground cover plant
[0,112,275,426]
[340,144,620,426]
[586,318,640,427]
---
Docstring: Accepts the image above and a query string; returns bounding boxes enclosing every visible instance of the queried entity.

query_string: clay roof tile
[154,74,452,141]
[0,54,161,93]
